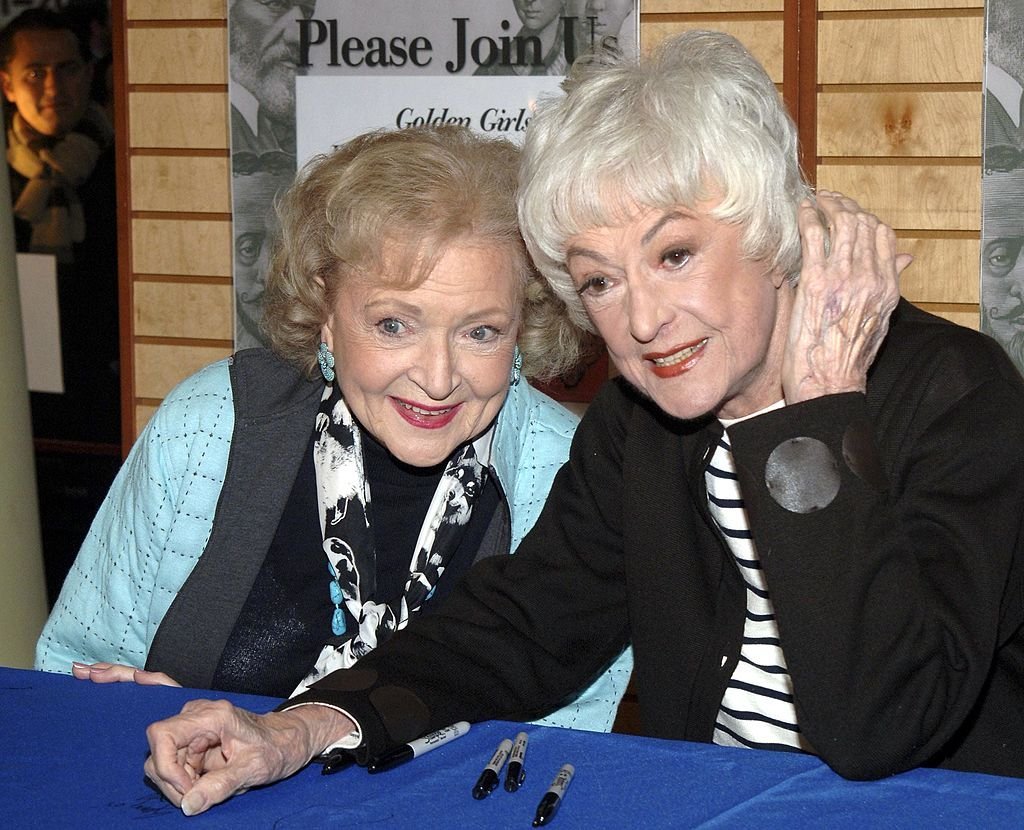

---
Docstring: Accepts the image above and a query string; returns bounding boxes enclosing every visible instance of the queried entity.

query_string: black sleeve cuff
[276,667,433,762]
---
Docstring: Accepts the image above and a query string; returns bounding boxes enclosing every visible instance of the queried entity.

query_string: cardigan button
[765,437,840,513]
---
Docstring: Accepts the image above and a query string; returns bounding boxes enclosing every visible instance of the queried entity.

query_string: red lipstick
[644,338,708,379]
[390,397,461,429]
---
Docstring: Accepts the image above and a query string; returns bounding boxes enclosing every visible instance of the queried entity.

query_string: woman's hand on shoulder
[71,661,181,687]
[783,190,913,404]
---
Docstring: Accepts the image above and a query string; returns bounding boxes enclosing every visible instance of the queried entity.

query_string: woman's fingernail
[181,791,207,817]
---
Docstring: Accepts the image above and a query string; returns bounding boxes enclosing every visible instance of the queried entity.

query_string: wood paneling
[127,0,225,19]
[819,1,981,9]
[133,282,234,340]
[131,218,232,277]
[818,16,983,84]
[815,4,984,335]
[642,19,784,80]
[134,404,160,438]
[816,163,981,231]
[896,236,980,304]
[134,343,232,400]
[643,0,783,10]
[130,156,231,213]
[129,92,229,148]
[817,90,981,157]
[126,27,226,85]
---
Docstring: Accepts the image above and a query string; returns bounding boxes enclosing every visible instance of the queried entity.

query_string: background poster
[981,0,1024,376]
[228,0,639,364]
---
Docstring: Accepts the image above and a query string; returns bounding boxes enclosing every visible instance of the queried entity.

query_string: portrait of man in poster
[982,0,1024,375]
[229,0,314,350]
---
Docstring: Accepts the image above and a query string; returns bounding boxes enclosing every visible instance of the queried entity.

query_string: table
[3,667,1024,828]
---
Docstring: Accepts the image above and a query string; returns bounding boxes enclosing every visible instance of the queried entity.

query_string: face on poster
[982,0,1024,375]
[228,0,640,351]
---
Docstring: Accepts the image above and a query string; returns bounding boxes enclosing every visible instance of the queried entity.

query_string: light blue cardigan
[36,352,632,732]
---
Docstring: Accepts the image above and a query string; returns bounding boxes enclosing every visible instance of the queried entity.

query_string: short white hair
[519,30,812,331]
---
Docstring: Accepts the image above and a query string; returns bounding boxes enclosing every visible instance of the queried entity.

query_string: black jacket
[291,301,1024,780]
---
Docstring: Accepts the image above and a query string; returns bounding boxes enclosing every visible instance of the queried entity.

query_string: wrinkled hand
[144,700,353,816]
[783,191,912,404]
[72,661,180,687]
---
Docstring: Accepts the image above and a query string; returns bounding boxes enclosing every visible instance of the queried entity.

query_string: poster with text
[228,0,640,398]
[982,0,1024,376]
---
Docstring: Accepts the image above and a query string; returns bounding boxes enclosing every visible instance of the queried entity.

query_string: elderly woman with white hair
[142,32,1024,814]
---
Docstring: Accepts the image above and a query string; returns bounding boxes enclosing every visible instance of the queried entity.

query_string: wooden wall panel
[133,282,234,340]
[123,3,230,442]
[129,92,229,149]
[815,5,984,329]
[643,0,782,10]
[131,218,232,277]
[126,28,226,85]
[130,156,231,213]
[134,343,232,400]
[134,404,160,432]
[642,19,784,80]
[126,0,225,19]
[818,16,982,85]
[896,237,980,304]
[819,1,980,9]
[816,164,980,231]
[817,91,981,157]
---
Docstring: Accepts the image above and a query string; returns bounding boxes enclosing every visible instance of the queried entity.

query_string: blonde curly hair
[261,125,588,382]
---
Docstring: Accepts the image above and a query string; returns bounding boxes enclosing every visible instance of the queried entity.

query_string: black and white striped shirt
[706,421,811,753]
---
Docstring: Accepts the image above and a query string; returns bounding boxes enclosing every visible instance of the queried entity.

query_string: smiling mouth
[392,398,461,429]
[397,401,454,417]
[648,339,708,368]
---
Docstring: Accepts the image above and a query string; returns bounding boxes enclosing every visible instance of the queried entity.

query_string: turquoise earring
[509,345,523,387]
[317,342,336,383]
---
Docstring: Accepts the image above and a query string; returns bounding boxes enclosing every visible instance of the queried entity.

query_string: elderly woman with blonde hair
[36,125,631,730]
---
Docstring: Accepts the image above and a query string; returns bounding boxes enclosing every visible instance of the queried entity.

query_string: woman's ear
[769,267,789,290]
[317,276,332,348]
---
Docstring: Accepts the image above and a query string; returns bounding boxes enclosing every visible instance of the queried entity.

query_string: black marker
[318,747,355,776]
[504,731,528,792]
[472,737,512,799]
[532,763,574,827]
[366,721,470,774]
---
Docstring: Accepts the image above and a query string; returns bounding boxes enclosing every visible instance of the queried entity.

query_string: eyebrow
[641,210,695,245]
[565,209,698,265]
[363,297,515,320]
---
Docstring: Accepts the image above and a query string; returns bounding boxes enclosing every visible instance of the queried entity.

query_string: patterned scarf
[292,384,492,695]
[6,103,112,263]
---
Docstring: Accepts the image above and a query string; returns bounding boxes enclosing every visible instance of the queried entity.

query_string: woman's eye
[577,275,611,296]
[377,318,405,336]
[662,248,691,268]
[468,325,499,342]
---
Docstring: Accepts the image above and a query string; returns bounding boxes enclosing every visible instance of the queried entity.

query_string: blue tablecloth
[3,667,1023,828]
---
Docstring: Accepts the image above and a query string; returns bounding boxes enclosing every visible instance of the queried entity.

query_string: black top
[288,301,1024,781]
[212,428,499,698]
